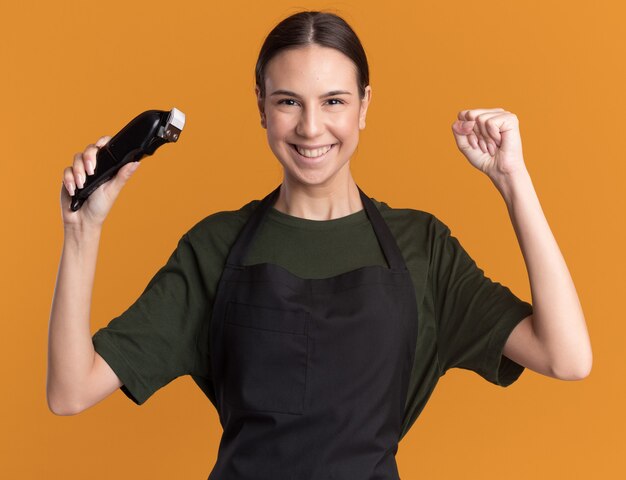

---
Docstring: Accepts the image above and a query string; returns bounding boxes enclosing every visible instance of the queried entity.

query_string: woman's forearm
[493,169,592,379]
[47,224,102,414]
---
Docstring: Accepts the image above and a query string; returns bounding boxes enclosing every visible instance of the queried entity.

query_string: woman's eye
[277,98,345,107]
[278,98,346,107]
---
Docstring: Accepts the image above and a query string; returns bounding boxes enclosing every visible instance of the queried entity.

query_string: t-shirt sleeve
[91,233,210,405]
[432,218,533,387]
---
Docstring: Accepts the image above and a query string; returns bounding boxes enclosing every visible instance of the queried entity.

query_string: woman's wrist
[490,167,533,207]
[63,222,103,243]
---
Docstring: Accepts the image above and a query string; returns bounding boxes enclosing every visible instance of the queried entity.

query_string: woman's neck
[272,174,364,221]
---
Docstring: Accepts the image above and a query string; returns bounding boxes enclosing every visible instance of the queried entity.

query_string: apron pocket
[224,301,309,415]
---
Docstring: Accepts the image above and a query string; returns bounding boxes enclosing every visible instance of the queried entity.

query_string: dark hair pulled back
[255,11,370,100]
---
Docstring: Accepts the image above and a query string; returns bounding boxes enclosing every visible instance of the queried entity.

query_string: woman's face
[256,44,372,188]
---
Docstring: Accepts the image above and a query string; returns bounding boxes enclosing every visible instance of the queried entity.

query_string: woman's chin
[282,163,352,188]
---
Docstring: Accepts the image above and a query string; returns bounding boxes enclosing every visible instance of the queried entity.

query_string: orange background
[2,0,624,478]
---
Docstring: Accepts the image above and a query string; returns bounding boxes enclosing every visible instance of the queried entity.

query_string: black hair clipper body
[70,108,185,211]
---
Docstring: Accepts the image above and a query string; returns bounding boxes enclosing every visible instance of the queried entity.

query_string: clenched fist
[451,108,528,182]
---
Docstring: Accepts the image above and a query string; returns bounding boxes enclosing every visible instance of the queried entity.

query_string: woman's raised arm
[451,109,592,380]
[47,136,141,415]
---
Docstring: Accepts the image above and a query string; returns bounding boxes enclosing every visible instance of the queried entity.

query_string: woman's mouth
[290,143,336,161]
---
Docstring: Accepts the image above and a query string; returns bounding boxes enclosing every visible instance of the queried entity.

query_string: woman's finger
[473,122,483,144]
[95,135,111,148]
[451,120,473,151]
[72,152,87,189]
[477,136,488,154]
[476,112,506,147]
[468,132,478,149]
[83,144,100,175]
[486,113,515,147]
[63,166,76,196]
[460,107,505,122]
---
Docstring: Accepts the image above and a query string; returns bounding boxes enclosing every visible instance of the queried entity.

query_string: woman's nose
[295,107,323,138]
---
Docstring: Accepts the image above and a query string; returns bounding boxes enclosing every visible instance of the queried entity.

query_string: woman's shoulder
[181,198,261,246]
[372,198,452,268]
[373,197,446,234]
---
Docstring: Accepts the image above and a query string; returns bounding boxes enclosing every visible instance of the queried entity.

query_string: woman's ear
[255,85,267,129]
[359,85,372,130]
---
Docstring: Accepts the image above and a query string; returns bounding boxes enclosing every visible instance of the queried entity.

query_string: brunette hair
[255,11,370,100]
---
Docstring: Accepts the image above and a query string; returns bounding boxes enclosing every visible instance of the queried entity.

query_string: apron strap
[356,184,406,271]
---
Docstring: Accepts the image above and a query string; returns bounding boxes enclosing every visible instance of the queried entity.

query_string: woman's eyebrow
[269,89,352,98]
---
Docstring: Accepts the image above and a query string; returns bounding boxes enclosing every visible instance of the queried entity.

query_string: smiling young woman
[255,43,372,217]
[49,9,590,480]
[254,15,372,220]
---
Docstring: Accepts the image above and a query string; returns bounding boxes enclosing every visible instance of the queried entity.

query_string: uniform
[92,184,533,476]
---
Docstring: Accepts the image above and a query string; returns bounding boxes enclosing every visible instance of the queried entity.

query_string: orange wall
[3,0,624,478]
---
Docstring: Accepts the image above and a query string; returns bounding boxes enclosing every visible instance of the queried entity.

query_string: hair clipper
[70,107,186,211]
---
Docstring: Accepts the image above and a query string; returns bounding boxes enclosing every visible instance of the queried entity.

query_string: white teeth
[295,144,332,158]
